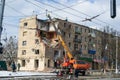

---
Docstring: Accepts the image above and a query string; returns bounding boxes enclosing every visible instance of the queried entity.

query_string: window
[22,41,27,46]
[63,32,66,36]
[24,22,28,26]
[75,26,78,31]
[23,31,27,36]
[85,29,87,32]
[85,37,87,42]
[74,44,78,50]
[35,49,39,54]
[69,24,71,29]
[64,23,66,27]
[89,29,91,33]
[22,50,26,55]
[81,45,82,48]
[81,36,82,42]
[68,42,71,47]
[81,28,82,33]
[84,45,87,50]
[22,60,25,67]
[89,39,91,42]
[35,39,39,44]
[35,59,39,68]
[54,50,59,58]
[63,51,65,57]
[69,33,71,38]
[75,35,78,39]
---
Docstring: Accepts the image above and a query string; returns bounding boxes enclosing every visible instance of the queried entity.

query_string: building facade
[17,16,118,71]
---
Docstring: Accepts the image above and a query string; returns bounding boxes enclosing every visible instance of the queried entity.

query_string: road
[0,71,120,80]
[1,74,120,80]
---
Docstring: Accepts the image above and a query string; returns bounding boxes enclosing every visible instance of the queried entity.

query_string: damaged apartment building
[18,16,111,71]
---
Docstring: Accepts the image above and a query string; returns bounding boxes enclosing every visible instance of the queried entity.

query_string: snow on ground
[0,71,57,77]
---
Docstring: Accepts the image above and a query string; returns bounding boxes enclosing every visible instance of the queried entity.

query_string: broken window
[35,49,39,54]
[22,41,27,46]
[22,50,26,55]
[22,60,25,67]
[47,32,54,39]
[35,39,39,44]
[40,31,46,37]
[35,59,39,68]
[24,22,28,26]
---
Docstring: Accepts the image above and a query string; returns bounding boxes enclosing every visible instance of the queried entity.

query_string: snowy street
[0,71,57,78]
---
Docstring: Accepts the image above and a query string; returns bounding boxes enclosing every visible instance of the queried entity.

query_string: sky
[2,0,120,40]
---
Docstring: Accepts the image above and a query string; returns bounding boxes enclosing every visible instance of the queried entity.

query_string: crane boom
[47,14,73,59]
[47,14,91,76]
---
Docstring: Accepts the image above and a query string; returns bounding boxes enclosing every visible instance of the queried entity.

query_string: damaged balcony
[37,19,59,32]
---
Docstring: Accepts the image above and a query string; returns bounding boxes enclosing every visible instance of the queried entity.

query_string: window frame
[35,49,39,54]
[24,22,28,26]
[21,60,26,67]
[22,41,27,46]
[22,50,26,55]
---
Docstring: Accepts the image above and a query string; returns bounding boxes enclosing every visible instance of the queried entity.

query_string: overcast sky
[2,0,120,39]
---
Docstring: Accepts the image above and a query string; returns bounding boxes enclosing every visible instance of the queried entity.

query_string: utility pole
[0,0,5,54]
[0,0,5,42]
[115,33,118,73]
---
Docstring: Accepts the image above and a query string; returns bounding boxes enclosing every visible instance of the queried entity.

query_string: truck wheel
[82,71,85,76]
[74,69,79,78]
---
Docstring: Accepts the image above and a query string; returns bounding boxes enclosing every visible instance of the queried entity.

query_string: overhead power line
[6,4,27,17]
[6,0,15,3]
[24,0,45,10]
[3,23,19,27]
[51,0,92,17]
[34,0,107,27]
[35,0,84,19]
[50,0,117,28]
[24,0,88,18]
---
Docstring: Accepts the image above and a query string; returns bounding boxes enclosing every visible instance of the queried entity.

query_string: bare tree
[2,36,18,66]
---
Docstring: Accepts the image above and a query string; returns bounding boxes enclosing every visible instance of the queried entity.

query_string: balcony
[88,33,96,38]
[74,39,81,43]
[75,30,81,34]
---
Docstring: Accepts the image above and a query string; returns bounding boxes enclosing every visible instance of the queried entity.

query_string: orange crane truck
[47,14,91,76]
